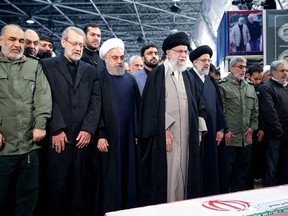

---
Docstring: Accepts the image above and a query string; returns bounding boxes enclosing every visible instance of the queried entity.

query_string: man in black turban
[189,45,212,62]
[189,45,227,196]
[162,31,191,53]
[138,32,207,206]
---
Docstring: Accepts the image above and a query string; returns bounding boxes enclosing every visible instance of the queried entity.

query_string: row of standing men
[0,23,288,216]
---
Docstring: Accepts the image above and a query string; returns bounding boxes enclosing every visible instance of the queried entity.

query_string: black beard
[144,60,158,69]
[37,51,52,59]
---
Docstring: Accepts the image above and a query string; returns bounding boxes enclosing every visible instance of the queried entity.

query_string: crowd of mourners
[0,23,288,216]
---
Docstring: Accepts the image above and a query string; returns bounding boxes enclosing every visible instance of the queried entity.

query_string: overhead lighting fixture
[26,18,35,24]
[171,28,178,33]
[170,4,182,13]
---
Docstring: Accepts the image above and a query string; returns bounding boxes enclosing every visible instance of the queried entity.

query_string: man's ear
[61,39,66,48]
[166,50,171,57]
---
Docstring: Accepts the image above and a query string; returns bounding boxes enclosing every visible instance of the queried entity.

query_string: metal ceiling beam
[46,0,74,25]
[89,0,117,38]
[33,19,61,40]
[3,0,29,17]
[47,3,169,31]
[132,0,146,41]
[123,0,197,21]
[0,9,23,16]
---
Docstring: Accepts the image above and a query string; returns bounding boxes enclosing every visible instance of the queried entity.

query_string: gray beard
[106,65,125,76]
[198,69,209,76]
[171,63,187,72]
[169,57,188,72]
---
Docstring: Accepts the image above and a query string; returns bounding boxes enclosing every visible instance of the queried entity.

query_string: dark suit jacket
[81,47,106,73]
[41,55,101,145]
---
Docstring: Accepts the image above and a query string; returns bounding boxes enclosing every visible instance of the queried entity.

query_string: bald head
[24,29,40,56]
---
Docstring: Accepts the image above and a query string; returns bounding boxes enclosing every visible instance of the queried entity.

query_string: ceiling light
[26,18,35,24]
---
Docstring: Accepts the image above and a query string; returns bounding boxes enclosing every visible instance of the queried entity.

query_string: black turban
[189,45,213,62]
[162,32,190,53]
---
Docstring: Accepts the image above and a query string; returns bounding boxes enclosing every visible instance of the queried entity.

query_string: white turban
[262,65,270,75]
[99,38,125,59]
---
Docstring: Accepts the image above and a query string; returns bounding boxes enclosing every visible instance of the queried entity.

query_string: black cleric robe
[138,64,206,206]
[190,69,227,196]
[81,47,106,73]
[93,69,141,216]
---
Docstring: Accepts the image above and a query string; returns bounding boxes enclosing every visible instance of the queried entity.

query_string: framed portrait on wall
[228,10,263,56]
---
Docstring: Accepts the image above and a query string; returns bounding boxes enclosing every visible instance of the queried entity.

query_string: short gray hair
[130,55,142,65]
[270,60,287,72]
[61,26,85,40]
[1,24,22,36]
[229,56,247,67]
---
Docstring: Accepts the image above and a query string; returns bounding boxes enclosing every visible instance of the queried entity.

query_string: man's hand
[52,131,68,153]
[0,133,6,150]
[245,128,254,143]
[216,130,224,146]
[225,131,235,145]
[33,128,46,142]
[97,138,109,152]
[166,129,173,152]
[76,131,91,148]
[199,132,202,144]
[257,130,264,142]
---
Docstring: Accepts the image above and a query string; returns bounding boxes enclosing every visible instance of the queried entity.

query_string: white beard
[106,64,125,76]
[170,58,188,72]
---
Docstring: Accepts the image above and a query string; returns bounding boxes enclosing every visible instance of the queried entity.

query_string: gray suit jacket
[132,69,147,96]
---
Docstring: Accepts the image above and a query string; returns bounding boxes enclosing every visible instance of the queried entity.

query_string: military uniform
[218,73,258,192]
[0,52,52,216]
[218,74,258,146]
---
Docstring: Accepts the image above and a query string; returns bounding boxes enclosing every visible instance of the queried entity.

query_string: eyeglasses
[233,65,247,70]
[197,58,212,63]
[65,40,84,49]
[171,49,189,55]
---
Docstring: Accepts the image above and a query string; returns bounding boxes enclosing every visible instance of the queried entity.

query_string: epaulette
[218,78,227,84]
[26,54,40,61]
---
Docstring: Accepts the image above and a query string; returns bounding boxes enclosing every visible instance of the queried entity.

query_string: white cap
[99,38,124,59]
[262,65,270,75]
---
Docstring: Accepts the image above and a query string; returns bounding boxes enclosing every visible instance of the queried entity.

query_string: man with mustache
[189,45,226,196]
[41,26,101,216]
[138,32,207,205]
[24,29,40,57]
[259,60,288,187]
[218,56,258,192]
[129,55,144,73]
[133,44,159,95]
[37,35,54,59]
[82,24,105,72]
[0,24,52,216]
[94,38,140,216]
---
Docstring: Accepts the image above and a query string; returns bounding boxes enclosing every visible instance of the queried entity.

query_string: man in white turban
[91,38,141,216]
